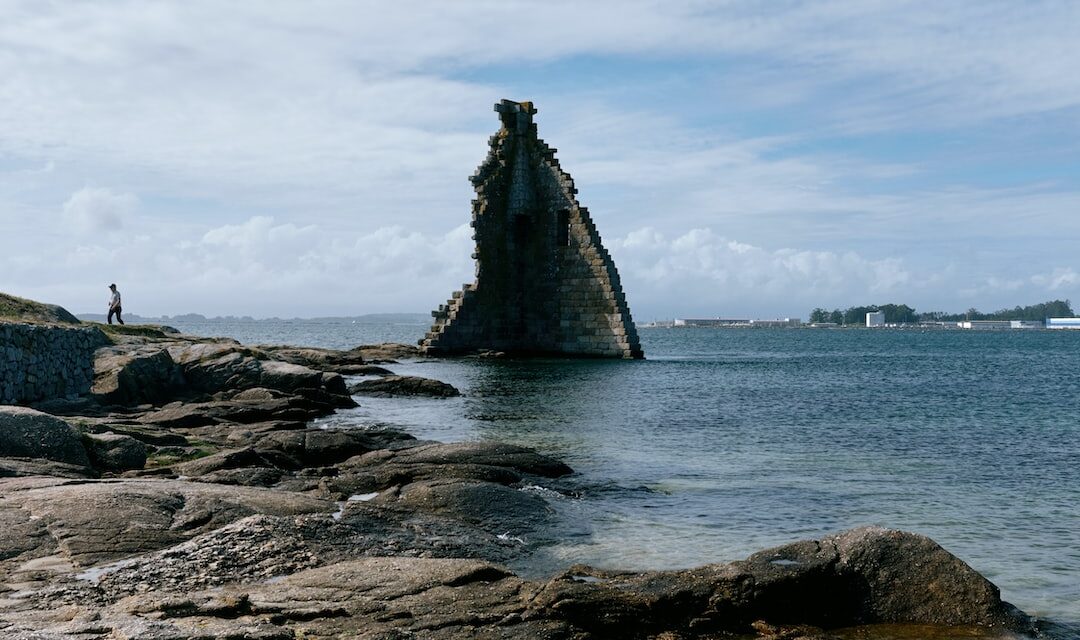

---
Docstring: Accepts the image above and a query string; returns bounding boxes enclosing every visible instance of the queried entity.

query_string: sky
[2,1,1079,320]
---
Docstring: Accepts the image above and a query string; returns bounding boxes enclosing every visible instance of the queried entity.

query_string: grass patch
[88,322,178,339]
[0,292,80,324]
[145,441,218,469]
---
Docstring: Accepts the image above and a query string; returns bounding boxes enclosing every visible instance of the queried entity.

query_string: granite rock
[348,374,460,397]
[0,407,91,467]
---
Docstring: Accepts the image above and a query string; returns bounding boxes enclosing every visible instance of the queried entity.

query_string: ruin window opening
[556,209,569,246]
[513,214,530,249]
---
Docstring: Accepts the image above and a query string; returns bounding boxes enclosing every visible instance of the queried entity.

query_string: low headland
[0,293,1048,639]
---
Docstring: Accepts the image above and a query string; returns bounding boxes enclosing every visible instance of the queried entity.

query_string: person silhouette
[107,283,124,325]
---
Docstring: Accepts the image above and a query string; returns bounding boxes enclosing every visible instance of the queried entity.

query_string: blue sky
[2,1,1079,319]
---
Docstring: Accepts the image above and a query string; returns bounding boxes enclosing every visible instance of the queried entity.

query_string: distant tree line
[925,299,1074,322]
[808,299,1074,325]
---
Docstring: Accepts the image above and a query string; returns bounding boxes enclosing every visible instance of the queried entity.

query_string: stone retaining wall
[0,322,109,404]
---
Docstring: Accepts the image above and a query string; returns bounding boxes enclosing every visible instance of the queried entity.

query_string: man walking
[107,283,124,325]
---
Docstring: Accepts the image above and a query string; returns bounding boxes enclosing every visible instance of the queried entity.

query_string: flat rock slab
[254,345,369,374]
[0,477,334,567]
[92,509,528,598]
[354,343,420,361]
[348,441,573,478]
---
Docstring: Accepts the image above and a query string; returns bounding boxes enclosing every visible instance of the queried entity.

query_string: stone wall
[420,100,644,359]
[0,322,109,404]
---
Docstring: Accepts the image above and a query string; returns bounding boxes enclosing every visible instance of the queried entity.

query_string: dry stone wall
[420,100,643,359]
[0,322,109,404]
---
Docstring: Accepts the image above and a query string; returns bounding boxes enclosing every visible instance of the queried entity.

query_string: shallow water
[167,320,1080,632]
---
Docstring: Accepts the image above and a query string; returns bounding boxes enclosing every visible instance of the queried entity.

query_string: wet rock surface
[349,374,460,397]
[0,327,1041,639]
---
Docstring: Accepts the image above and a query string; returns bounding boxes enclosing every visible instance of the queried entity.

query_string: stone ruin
[420,100,643,359]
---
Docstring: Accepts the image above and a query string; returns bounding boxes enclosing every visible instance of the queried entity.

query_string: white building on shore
[1010,320,1044,329]
[671,317,801,328]
[1047,317,1080,330]
[958,320,1013,330]
[866,311,885,327]
[673,318,748,327]
[749,318,802,328]
[958,320,1044,330]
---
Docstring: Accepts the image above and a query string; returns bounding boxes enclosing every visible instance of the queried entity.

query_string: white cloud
[610,227,913,316]
[2,1,1079,319]
[1032,268,1080,292]
[61,187,138,232]
[148,218,473,316]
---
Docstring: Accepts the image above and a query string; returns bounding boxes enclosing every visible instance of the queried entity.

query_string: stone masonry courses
[0,322,109,404]
[420,100,644,359]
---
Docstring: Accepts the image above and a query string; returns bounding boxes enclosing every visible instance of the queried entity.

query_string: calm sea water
[168,320,1080,631]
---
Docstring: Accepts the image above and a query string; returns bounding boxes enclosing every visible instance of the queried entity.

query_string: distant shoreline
[76,312,431,325]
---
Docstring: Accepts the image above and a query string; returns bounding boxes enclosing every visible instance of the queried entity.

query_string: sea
[166,319,1080,635]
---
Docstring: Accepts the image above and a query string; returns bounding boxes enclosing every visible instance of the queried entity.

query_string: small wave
[497,532,526,544]
[519,484,570,499]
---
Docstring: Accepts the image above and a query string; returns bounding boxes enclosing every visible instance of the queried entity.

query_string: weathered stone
[0,407,91,467]
[522,526,1036,637]
[254,345,370,374]
[165,343,264,394]
[395,479,554,532]
[334,363,392,376]
[253,428,415,468]
[420,106,643,359]
[829,526,1028,628]
[258,360,323,393]
[346,441,573,478]
[19,528,1029,640]
[137,395,329,430]
[0,456,95,478]
[84,432,147,472]
[353,342,419,362]
[322,462,522,499]
[0,477,334,567]
[173,447,271,477]
[92,346,185,405]
[348,374,460,398]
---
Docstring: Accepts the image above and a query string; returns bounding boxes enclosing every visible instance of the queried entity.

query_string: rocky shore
[0,318,1041,639]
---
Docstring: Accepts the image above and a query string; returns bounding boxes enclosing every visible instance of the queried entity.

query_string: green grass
[90,322,176,339]
[0,292,80,324]
[145,441,218,469]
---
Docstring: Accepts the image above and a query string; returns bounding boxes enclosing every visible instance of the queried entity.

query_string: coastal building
[866,311,885,327]
[672,317,801,328]
[639,320,675,328]
[958,320,1013,330]
[674,318,748,327]
[1010,320,1044,329]
[1047,317,1080,330]
[420,100,643,359]
[750,318,802,328]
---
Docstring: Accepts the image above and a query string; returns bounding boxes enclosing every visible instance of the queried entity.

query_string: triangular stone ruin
[419,99,644,359]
